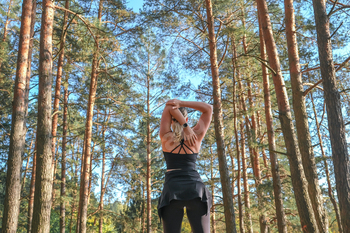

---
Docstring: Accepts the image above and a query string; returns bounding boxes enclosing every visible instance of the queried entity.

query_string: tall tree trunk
[77,0,102,231]
[60,74,68,233]
[227,145,235,199]
[235,120,244,233]
[210,148,216,233]
[78,41,97,233]
[142,183,145,233]
[146,72,152,233]
[99,126,106,233]
[22,0,36,197]
[247,81,260,182]
[69,141,79,233]
[242,11,266,231]
[310,93,343,233]
[2,0,33,231]
[76,135,86,233]
[240,12,257,183]
[284,0,328,231]
[259,215,269,233]
[245,47,264,232]
[240,122,252,233]
[204,0,237,232]
[237,79,253,233]
[257,112,269,173]
[24,0,36,129]
[258,16,287,233]
[22,137,34,190]
[236,44,253,232]
[312,1,350,231]
[87,140,96,205]
[256,0,318,231]
[27,139,37,233]
[237,78,255,186]
[51,0,70,204]
[31,0,55,231]
[231,38,244,233]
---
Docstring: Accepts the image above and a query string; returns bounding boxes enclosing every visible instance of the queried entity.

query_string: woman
[158,99,213,233]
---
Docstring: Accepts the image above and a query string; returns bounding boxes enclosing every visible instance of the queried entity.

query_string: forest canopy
[0,0,349,232]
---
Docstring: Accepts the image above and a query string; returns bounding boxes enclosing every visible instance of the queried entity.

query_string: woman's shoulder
[160,131,173,141]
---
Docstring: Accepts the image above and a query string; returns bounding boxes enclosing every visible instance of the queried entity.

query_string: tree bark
[310,93,343,233]
[76,134,86,233]
[142,183,145,233]
[240,122,252,233]
[146,73,152,233]
[256,112,269,173]
[69,141,79,233]
[60,73,68,233]
[240,13,258,184]
[51,0,70,204]
[24,0,37,129]
[204,0,237,232]
[235,120,244,233]
[256,0,318,231]
[284,0,328,231]
[259,215,269,233]
[247,81,260,182]
[27,139,37,233]
[237,79,253,233]
[2,0,33,231]
[77,0,102,231]
[87,139,96,205]
[311,1,350,232]
[210,147,216,233]
[21,137,34,190]
[99,126,106,233]
[258,16,287,233]
[231,38,244,233]
[31,0,55,231]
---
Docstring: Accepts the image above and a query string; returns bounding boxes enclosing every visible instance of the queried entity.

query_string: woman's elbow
[207,104,213,113]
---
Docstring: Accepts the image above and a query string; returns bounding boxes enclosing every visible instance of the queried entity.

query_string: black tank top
[163,139,197,170]
[158,139,212,221]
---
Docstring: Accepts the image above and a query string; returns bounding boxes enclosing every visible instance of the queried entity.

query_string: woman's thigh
[185,198,210,233]
[162,200,185,233]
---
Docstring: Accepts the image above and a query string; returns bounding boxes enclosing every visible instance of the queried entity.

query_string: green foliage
[0,0,349,232]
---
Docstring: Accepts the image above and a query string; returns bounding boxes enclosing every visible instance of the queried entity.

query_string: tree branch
[329,21,343,39]
[218,36,229,68]
[328,5,350,17]
[328,0,338,17]
[303,81,324,96]
[174,29,209,56]
[336,55,350,72]
[244,54,276,75]
[54,5,98,46]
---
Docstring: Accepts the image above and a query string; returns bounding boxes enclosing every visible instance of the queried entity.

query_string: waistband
[165,167,197,173]
[166,164,196,170]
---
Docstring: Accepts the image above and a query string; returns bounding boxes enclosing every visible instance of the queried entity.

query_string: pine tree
[2,0,33,231]
[31,0,55,231]
[312,0,350,231]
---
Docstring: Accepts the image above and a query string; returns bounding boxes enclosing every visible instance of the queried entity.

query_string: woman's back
[158,100,213,233]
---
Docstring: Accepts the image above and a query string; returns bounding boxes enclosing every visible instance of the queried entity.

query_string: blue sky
[126,0,144,12]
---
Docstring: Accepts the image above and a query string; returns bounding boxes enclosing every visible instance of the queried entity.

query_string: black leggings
[161,198,210,233]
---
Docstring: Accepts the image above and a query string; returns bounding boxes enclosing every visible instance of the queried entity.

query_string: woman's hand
[166,99,182,109]
[183,127,197,146]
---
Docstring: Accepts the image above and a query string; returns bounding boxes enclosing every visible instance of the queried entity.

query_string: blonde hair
[172,107,188,142]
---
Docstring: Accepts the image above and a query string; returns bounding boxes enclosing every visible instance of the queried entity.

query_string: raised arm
[181,101,213,139]
[166,100,213,140]
[159,105,174,139]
